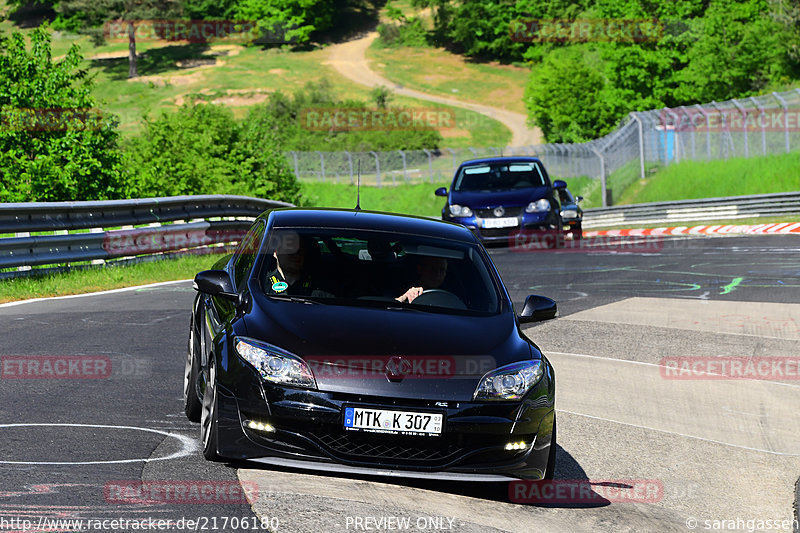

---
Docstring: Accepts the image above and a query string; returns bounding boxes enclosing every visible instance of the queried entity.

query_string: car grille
[317,432,463,463]
[477,227,516,239]
[476,206,524,218]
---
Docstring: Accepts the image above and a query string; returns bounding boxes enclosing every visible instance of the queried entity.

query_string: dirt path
[325,32,543,147]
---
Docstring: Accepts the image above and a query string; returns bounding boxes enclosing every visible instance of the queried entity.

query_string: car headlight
[449,204,473,217]
[234,337,316,389]
[473,360,544,401]
[561,209,578,219]
[525,199,550,213]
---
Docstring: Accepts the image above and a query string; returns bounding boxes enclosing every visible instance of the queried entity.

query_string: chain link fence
[285,88,800,206]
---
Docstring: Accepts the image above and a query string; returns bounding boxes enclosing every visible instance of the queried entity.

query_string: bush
[0,26,129,202]
[127,103,302,204]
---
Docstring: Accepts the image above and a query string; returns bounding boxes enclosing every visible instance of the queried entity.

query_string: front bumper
[445,211,560,244]
[211,354,556,481]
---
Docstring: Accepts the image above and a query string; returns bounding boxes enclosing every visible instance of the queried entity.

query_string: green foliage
[370,85,393,109]
[524,47,629,142]
[126,102,302,203]
[420,0,800,142]
[377,18,429,48]
[233,0,342,43]
[246,79,444,152]
[0,25,129,202]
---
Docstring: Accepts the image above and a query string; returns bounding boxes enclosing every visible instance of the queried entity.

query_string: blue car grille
[476,206,524,218]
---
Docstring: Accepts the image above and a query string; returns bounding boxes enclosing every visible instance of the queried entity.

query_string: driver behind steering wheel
[396,256,448,303]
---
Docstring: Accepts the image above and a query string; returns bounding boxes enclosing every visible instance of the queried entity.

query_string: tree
[0,25,129,202]
[127,102,302,204]
[55,0,182,78]
[233,0,341,44]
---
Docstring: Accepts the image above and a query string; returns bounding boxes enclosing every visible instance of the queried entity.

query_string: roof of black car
[457,156,544,167]
[266,208,478,242]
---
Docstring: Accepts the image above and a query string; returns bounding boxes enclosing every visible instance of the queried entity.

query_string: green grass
[301,181,449,217]
[616,152,800,205]
[367,45,531,116]
[0,253,226,303]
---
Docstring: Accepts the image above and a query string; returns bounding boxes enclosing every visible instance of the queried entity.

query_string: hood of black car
[450,187,550,209]
[244,295,536,400]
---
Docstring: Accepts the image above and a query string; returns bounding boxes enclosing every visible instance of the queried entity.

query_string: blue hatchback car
[436,157,566,244]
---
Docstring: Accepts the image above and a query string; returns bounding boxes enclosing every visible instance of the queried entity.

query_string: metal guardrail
[583,192,800,228]
[0,195,292,277]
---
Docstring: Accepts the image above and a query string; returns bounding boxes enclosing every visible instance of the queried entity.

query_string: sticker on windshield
[272,281,288,292]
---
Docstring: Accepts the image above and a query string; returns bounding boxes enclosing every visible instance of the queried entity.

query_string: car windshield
[453,162,547,192]
[261,227,501,314]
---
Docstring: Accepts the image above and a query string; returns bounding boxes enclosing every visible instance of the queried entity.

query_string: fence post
[731,99,748,158]
[398,150,408,183]
[370,151,381,187]
[591,146,607,207]
[710,101,732,158]
[748,97,767,156]
[631,113,645,179]
[315,151,326,182]
[773,92,790,153]
[659,109,670,164]
[422,149,433,183]
[679,107,696,160]
[345,151,354,184]
[695,104,711,160]
[446,148,457,176]
[289,151,299,179]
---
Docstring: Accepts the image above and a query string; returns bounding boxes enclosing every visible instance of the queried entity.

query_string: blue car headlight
[234,337,317,389]
[525,199,550,213]
[473,360,544,400]
[449,204,473,217]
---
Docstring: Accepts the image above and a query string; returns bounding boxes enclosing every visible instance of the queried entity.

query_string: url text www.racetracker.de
[0,515,280,532]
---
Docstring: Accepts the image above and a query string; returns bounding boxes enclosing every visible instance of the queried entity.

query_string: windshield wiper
[269,294,323,305]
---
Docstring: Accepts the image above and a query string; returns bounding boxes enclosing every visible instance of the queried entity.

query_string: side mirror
[434,187,448,197]
[576,195,584,202]
[193,270,239,303]
[519,295,558,323]
[552,180,567,190]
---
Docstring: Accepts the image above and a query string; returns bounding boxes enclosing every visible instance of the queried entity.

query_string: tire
[200,359,221,461]
[572,224,583,241]
[544,416,557,480]
[183,313,202,422]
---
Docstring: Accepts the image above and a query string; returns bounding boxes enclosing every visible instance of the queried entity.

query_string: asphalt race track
[1,234,798,533]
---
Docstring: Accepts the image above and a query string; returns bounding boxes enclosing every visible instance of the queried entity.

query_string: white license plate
[481,217,519,229]
[343,407,443,435]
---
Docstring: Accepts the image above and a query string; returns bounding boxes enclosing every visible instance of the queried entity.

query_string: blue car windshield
[454,162,547,192]
[261,227,501,315]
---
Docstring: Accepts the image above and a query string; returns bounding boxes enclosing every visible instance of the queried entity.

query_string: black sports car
[557,187,584,240]
[184,208,558,481]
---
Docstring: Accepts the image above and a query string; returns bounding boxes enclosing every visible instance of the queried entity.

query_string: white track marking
[0,280,192,309]
[0,423,197,465]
